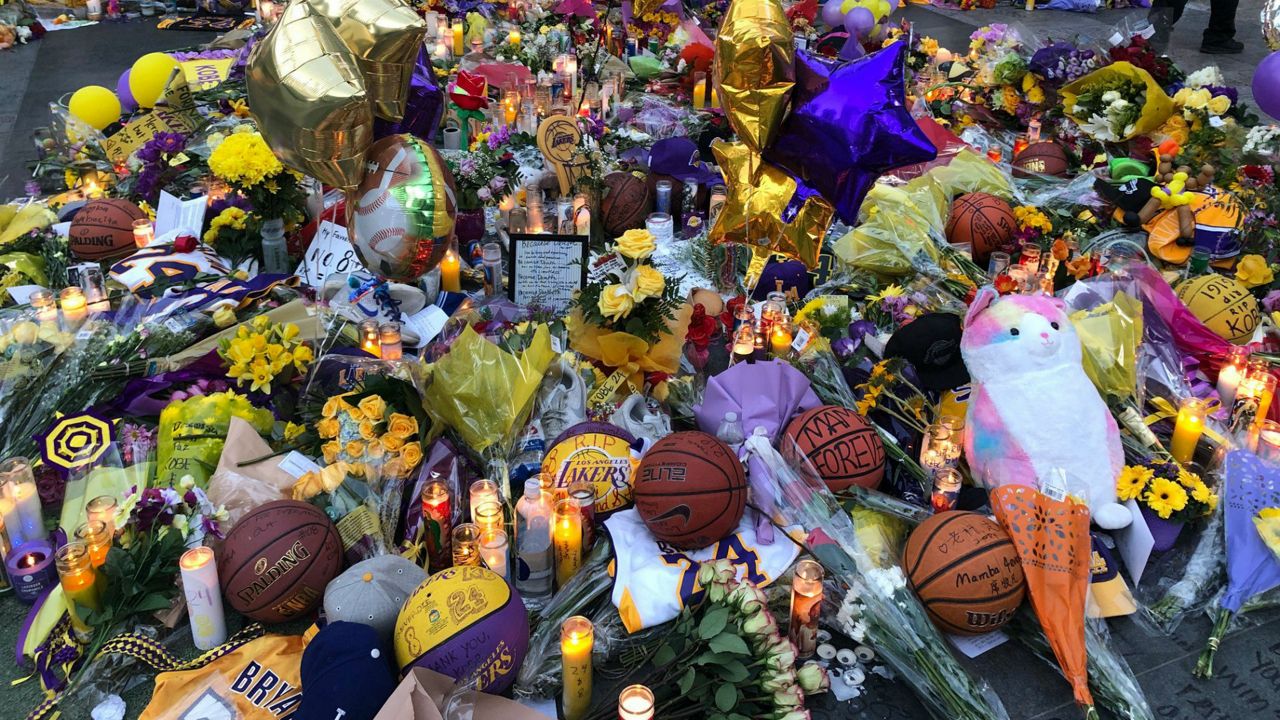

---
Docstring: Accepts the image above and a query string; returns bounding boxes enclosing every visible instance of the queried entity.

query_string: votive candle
[132,218,154,248]
[7,540,55,604]
[789,558,823,657]
[770,324,793,357]
[567,480,596,549]
[1250,362,1276,428]
[359,319,381,357]
[452,19,465,55]
[1258,420,1280,465]
[561,616,594,720]
[1217,347,1248,408]
[378,322,403,361]
[180,546,227,650]
[480,528,509,579]
[59,287,88,328]
[553,499,582,590]
[421,479,452,572]
[1170,397,1208,465]
[474,500,504,536]
[470,479,500,523]
[86,495,118,537]
[452,523,481,567]
[75,520,111,568]
[30,289,57,326]
[0,458,42,545]
[441,246,462,293]
[931,468,962,513]
[57,541,99,635]
[617,685,654,720]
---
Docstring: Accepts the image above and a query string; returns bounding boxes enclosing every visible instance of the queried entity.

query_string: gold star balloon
[713,0,795,155]
[305,0,427,121]
[707,139,834,268]
[246,0,373,189]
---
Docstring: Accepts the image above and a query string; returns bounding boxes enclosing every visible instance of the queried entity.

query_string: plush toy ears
[964,286,999,328]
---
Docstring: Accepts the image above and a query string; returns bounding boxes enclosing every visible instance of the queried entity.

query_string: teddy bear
[960,288,1132,529]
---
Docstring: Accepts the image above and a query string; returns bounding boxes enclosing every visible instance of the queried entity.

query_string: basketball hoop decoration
[348,134,458,282]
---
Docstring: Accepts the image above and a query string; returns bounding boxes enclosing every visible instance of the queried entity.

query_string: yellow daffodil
[283,422,305,443]
[1144,477,1188,519]
[250,364,273,394]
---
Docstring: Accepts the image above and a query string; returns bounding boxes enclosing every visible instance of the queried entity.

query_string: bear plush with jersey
[960,288,1131,529]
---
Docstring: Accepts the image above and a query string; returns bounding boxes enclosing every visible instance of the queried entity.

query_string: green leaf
[653,645,677,666]
[708,632,750,656]
[698,606,729,640]
[694,651,738,666]
[714,684,738,713]
[131,592,174,614]
[713,660,749,683]
[677,667,695,695]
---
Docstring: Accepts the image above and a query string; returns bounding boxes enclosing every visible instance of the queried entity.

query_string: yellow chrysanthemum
[1116,465,1153,502]
[1144,477,1189,519]
[208,131,284,187]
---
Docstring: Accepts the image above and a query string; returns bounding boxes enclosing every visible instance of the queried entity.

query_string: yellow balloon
[872,0,890,20]
[129,52,178,109]
[840,0,858,11]
[68,86,122,131]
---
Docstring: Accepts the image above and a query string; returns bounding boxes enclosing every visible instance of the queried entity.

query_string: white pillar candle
[1,458,41,544]
[180,547,227,650]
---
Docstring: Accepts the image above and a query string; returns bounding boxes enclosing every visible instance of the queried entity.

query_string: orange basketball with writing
[782,405,885,491]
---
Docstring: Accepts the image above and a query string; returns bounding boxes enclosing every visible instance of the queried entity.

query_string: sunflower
[1144,477,1188,519]
[1116,465,1153,502]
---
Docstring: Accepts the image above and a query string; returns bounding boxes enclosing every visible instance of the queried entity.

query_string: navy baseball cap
[298,622,398,720]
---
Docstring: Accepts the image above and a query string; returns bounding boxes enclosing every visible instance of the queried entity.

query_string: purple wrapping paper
[763,43,937,225]
[694,360,821,542]
[373,46,445,142]
[1221,451,1280,612]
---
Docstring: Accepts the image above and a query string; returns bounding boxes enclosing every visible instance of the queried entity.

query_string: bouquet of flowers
[217,315,314,396]
[1061,62,1174,142]
[206,125,307,226]
[1028,41,1102,88]
[1116,458,1217,522]
[442,124,518,211]
[122,131,206,204]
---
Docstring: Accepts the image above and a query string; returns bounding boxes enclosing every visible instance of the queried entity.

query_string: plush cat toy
[960,288,1132,529]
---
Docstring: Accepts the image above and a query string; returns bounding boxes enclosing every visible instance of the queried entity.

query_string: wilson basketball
[1011,142,1069,178]
[945,192,1016,266]
[218,500,343,624]
[633,431,746,550]
[783,405,884,491]
[1175,274,1260,345]
[600,171,651,237]
[903,512,1025,635]
[68,199,146,261]
[393,565,529,694]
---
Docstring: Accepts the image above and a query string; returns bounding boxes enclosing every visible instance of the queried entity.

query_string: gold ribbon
[1144,397,1226,446]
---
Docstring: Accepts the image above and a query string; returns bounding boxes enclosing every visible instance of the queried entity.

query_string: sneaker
[610,393,672,443]
[1200,39,1244,54]
[537,360,586,442]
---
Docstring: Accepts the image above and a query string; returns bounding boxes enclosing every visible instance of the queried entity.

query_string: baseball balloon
[350,134,456,282]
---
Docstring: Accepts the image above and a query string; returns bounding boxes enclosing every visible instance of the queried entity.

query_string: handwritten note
[403,305,449,348]
[297,221,365,287]
[103,112,172,164]
[508,234,587,311]
[948,630,1008,658]
[155,190,207,239]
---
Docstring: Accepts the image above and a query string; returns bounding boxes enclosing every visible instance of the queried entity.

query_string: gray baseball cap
[323,555,427,643]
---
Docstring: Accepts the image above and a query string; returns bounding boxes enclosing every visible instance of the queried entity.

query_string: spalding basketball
[394,566,528,694]
[68,199,146,261]
[600,171,651,237]
[349,134,456,282]
[1011,142,1069,178]
[945,192,1016,266]
[633,431,746,550]
[903,512,1025,635]
[783,405,885,491]
[1175,274,1260,345]
[218,500,342,624]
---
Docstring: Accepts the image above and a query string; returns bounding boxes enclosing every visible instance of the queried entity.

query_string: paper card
[507,233,588,311]
[1115,498,1155,583]
[154,68,200,134]
[297,220,366,287]
[52,222,71,237]
[403,305,449,348]
[587,251,626,283]
[278,451,322,480]
[948,630,1009,658]
[155,190,207,238]
[7,285,46,304]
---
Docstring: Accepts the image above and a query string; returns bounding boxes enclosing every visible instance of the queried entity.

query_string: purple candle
[7,540,56,604]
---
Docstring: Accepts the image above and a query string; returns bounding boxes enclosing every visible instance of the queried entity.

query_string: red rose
[686,303,718,350]
[174,234,198,253]
[993,274,1019,295]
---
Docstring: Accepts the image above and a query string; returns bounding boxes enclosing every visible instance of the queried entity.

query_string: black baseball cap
[883,312,969,392]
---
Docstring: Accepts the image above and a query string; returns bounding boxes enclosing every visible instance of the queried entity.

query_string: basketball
[1175,274,1259,345]
[633,431,746,550]
[542,427,637,517]
[600,171,651,237]
[68,199,146,261]
[218,500,343,624]
[1011,142,1069,178]
[903,511,1025,635]
[783,405,885,491]
[393,566,529,694]
[945,192,1016,266]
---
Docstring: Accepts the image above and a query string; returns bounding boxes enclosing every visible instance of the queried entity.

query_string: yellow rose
[366,440,386,460]
[1207,95,1231,116]
[597,283,635,321]
[401,442,424,469]
[212,306,237,329]
[345,440,366,457]
[359,419,378,440]
[387,412,418,440]
[1236,254,1274,288]
[381,434,406,452]
[291,472,322,501]
[316,417,341,439]
[358,395,387,421]
[633,265,665,301]
[616,228,657,260]
[321,441,342,464]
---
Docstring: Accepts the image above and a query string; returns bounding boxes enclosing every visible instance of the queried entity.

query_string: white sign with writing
[402,305,449,348]
[297,220,366,288]
[508,234,587,311]
[155,190,207,239]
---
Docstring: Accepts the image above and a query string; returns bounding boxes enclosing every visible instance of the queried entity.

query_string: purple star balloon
[763,43,937,225]
[373,46,445,142]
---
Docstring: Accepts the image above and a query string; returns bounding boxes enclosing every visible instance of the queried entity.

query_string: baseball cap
[298,622,397,720]
[323,555,427,644]
[1087,533,1136,618]
[883,313,969,393]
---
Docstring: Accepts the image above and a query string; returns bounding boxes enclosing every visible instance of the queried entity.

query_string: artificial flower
[1145,477,1189,519]
[1116,465,1153,501]
[1236,254,1274,288]
[616,228,657,259]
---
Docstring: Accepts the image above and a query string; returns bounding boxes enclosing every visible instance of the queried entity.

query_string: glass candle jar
[359,319,381,357]
[451,523,481,567]
[378,322,403,361]
[75,520,111,568]
[29,289,56,325]
[56,541,99,634]
[473,500,504,537]
[789,558,824,657]
[645,212,673,243]
[479,528,509,578]
[617,684,654,720]
[560,616,594,720]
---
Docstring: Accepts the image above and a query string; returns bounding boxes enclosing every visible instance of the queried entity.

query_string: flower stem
[1194,608,1233,678]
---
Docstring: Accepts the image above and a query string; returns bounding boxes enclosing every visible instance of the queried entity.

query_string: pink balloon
[1254,51,1280,121]
[821,0,845,26]
[843,6,875,36]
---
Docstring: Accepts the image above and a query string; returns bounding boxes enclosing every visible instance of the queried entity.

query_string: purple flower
[459,157,479,176]
[489,176,507,191]
[208,193,252,217]
[1263,289,1280,313]
[477,187,492,201]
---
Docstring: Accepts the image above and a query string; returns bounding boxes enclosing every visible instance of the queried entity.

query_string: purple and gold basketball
[393,566,528,693]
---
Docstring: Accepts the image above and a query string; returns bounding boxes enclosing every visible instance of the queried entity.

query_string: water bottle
[514,478,553,608]
[260,218,291,274]
[716,411,746,446]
